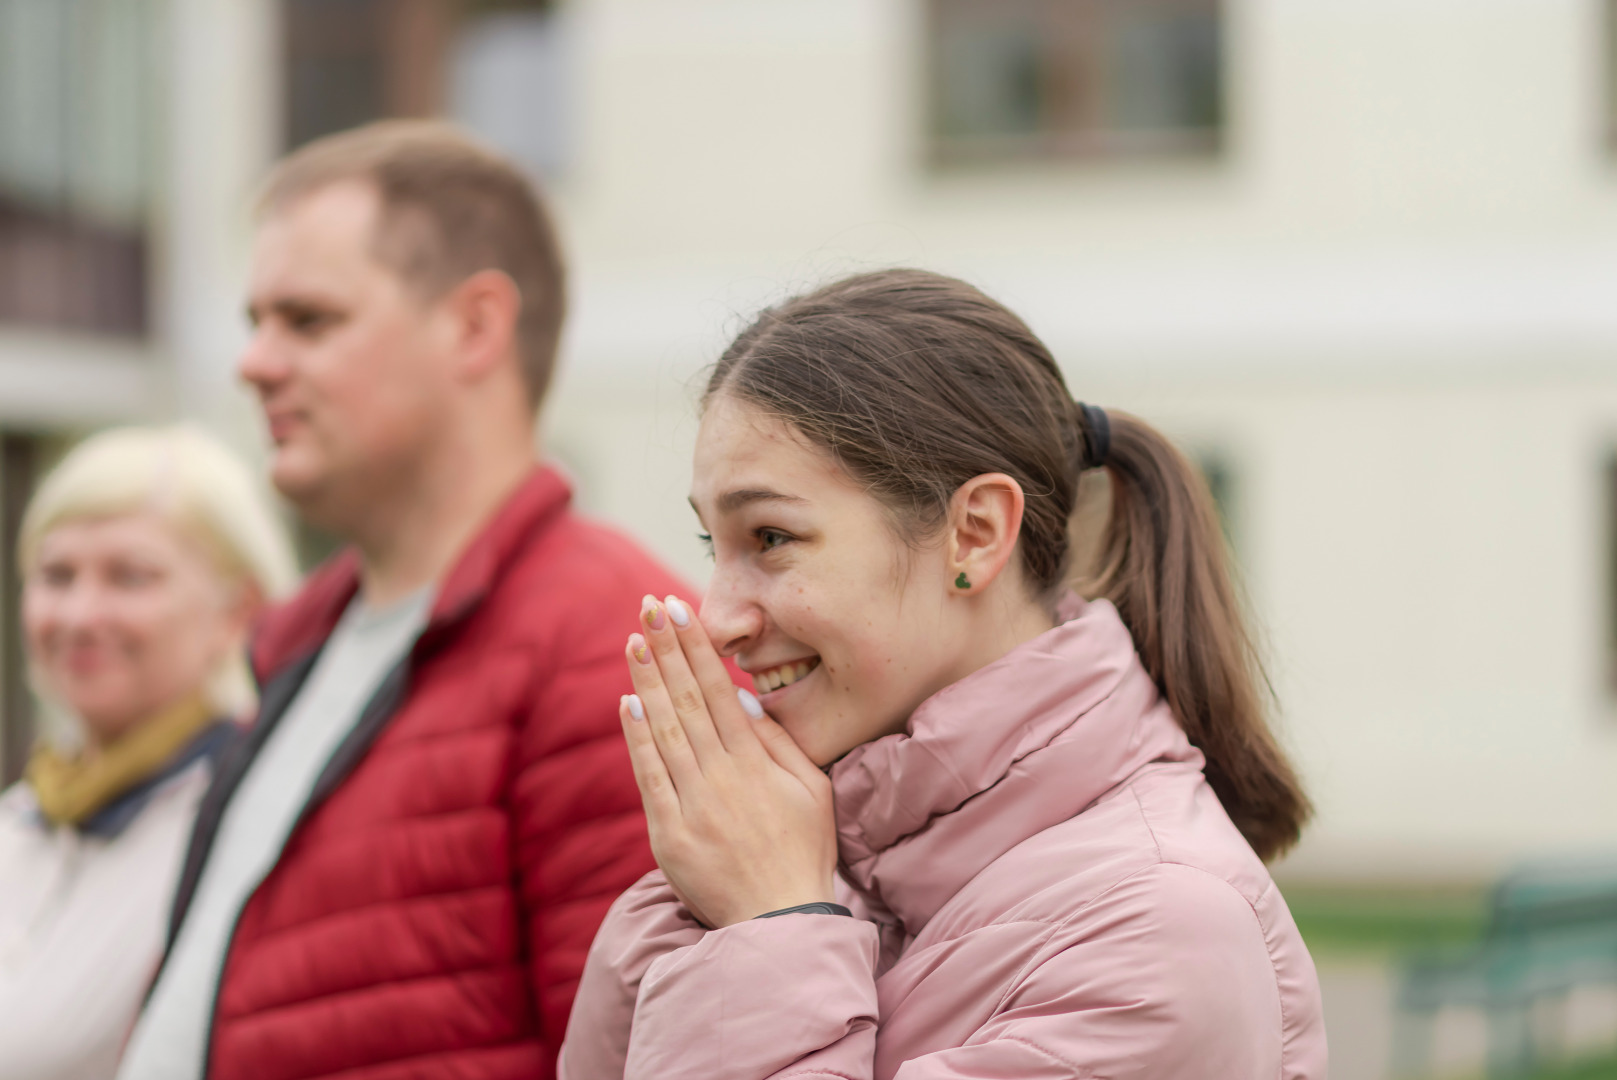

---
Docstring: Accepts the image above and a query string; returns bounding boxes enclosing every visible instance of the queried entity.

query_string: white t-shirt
[0,766,212,1080]
[116,589,433,1080]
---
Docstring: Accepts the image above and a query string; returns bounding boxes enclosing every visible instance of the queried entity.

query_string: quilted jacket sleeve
[561,864,1306,1080]
[559,875,882,1080]
[513,613,659,1078]
[557,873,706,1080]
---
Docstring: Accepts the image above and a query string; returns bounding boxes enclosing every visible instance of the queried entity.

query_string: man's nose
[237,327,288,390]
[698,573,765,659]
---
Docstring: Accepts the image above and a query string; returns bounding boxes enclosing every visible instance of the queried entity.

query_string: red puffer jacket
[162,468,678,1080]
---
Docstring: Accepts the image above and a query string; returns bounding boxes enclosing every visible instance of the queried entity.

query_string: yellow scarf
[25,694,214,827]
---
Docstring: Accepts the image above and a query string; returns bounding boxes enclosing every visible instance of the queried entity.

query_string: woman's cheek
[20,593,60,658]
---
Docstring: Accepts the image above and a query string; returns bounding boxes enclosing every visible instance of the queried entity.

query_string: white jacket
[0,762,211,1080]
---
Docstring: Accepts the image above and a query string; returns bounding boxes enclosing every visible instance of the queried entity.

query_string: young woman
[0,426,296,1080]
[560,270,1326,1080]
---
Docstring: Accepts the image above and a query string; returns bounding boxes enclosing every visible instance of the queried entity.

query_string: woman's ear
[221,578,266,645]
[945,473,1026,594]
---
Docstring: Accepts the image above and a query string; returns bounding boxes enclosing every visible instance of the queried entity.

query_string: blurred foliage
[1514,1054,1617,1079]
[1281,886,1489,957]
[1283,887,1617,1079]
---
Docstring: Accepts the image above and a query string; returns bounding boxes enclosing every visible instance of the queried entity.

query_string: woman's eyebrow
[713,489,807,514]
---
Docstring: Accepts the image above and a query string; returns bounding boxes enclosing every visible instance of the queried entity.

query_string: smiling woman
[0,426,295,1080]
[561,269,1327,1080]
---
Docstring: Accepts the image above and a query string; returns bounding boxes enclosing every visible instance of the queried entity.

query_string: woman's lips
[752,656,821,696]
[61,646,113,676]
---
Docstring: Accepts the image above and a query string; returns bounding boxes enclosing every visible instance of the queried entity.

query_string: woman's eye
[110,566,161,589]
[696,532,714,560]
[757,528,791,551]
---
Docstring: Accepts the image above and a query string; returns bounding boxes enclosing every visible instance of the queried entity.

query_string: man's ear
[446,268,522,384]
[946,473,1026,594]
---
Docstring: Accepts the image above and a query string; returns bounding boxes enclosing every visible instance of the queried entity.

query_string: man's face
[240,181,455,529]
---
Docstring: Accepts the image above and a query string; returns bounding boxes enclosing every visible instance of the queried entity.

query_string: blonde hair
[19,425,300,718]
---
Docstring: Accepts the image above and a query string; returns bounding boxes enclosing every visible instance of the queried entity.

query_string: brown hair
[259,120,566,406]
[706,268,1310,861]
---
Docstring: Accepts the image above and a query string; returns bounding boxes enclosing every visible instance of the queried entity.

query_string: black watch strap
[755,902,853,919]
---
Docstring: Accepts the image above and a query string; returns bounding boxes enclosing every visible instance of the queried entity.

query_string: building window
[1198,451,1237,548]
[284,0,448,150]
[1606,0,1617,151]
[926,0,1224,167]
[0,0,157,337]
[449,3,573,179]
[1604,454,1617,693]
[0,432,41,786]
[284,0,570,178]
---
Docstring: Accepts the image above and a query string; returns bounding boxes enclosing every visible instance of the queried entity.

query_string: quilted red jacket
[160,467,677,1080]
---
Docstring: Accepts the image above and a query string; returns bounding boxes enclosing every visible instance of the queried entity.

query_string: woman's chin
[761,699,831,768]
[773,707,856,770]
[789,730,841,769]
[61,691,128,728]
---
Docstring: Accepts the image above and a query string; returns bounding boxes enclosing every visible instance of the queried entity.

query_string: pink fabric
[559,597,1328,1080]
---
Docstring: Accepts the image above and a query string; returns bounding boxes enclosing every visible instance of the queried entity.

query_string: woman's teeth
[753,658,819,694]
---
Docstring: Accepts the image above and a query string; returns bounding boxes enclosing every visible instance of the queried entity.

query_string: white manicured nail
[666,597,691,627]
[626,694,646,722]
[737,688,764,719]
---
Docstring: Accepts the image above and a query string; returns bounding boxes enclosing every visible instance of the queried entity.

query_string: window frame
[924,0,1227,169]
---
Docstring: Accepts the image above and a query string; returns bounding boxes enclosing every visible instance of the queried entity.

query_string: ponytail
[1085,411,1311,861]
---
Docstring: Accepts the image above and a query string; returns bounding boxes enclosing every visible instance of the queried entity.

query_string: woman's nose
[56,578,108,628]
[698,576,765,658]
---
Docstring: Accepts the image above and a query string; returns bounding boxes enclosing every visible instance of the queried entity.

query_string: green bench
[1391,857,1617,1078]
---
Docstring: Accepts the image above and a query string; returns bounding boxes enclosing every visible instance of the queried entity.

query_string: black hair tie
[1077,402,1110,470]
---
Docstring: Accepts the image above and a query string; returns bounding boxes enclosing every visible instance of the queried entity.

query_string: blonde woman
[0,426,297,1080]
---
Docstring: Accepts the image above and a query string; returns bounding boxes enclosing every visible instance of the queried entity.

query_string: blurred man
[118,122,675,1080]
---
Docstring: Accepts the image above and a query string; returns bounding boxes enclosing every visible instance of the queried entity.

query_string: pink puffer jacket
[559,597,1327,1080]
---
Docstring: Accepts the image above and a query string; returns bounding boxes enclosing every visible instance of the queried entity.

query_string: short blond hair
[20,425,300,717]
[259,120,567,407]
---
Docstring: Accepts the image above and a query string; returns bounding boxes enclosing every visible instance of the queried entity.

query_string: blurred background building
[5,4,1617,1071]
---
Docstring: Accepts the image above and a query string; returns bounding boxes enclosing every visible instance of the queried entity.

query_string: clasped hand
[619,595,837,929]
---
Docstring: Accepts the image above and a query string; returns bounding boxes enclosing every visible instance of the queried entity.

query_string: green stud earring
[955,572,971,590]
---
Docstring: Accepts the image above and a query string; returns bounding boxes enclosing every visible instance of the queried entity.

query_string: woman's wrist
[754,902,852,919]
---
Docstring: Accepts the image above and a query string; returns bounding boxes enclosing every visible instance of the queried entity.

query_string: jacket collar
[19,720,237,840]
[829,596,1201,936]
[250,465,573,681]
[78,722,238,838]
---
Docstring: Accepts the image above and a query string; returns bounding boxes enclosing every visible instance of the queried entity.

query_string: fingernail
[629,633,650,664]
[626,694,646,722]
[642,595,665,630]
[666,596,690,627]
[737,688,764,719]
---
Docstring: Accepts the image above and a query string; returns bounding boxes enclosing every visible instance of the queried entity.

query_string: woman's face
[691,396,967,766]
[23,512,251,746]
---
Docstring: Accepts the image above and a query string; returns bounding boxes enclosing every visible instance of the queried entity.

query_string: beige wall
[14,0,1603,876]
[537,0,1617,881]
[545,359,1617,884]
